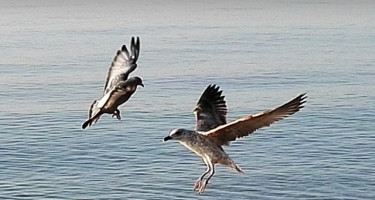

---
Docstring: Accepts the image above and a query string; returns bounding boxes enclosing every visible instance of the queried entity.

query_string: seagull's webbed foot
[198,181,208,194]
[197,162,215,194]
[194,167,210,192]
[193,179,202,191]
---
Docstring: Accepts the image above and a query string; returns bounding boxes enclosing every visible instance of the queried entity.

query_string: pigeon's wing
[88,100,97,119]
[98,79,139,111]
[103,37,140,94]
[203,93,307,146]
[105,86,134,109]
[194,85,227,131]
[103,88,129,109]
[82,100,102,129]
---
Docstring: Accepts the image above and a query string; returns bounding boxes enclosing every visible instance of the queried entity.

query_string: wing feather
[104,88,128,109]
[103,37,140,94]
[203,93,307,146]
[99,78,140,111]
[88,100,97,119]
[194,85,227,131]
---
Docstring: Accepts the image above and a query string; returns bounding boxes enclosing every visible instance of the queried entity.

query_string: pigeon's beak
[163,135,172,142]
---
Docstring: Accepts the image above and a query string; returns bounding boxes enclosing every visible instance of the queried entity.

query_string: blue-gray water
[1,1,374,199]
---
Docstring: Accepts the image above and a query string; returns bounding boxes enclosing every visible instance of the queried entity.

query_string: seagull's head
[163,128,189,142]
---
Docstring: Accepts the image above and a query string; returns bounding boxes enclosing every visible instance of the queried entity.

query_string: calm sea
[1,1,374,199]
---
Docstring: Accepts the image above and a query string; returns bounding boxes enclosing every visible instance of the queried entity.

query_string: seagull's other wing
[103,37,140,94]
[194,85,227,131]
[203,93,307,146]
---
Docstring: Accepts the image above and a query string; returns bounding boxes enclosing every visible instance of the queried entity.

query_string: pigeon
[82,37,143,129]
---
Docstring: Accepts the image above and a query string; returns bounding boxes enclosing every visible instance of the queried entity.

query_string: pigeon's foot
[112,113,121,120]
[112,109,121,120]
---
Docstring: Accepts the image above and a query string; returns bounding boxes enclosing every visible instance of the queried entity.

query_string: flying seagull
[164,88,306,193]
[82,37,144,129]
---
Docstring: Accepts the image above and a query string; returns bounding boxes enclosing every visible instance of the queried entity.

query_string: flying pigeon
[82,37,143,129]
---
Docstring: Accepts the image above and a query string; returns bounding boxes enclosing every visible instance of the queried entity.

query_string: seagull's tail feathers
[221,159,245,175]
[230,161,245,175]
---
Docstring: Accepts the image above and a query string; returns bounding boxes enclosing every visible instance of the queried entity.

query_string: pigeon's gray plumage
[103,37,140,94]
[164,91,307,193]
[194,85,227,131]
[82,37,143,129]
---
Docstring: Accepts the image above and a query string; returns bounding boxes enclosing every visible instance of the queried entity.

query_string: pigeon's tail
[82,115,101,129]
[82,100,102,129]
[82,119,92,129]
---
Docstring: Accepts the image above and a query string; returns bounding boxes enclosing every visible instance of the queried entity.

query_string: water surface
[1,1,374,199]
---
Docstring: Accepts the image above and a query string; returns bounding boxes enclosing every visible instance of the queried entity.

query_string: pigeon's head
[163,128,189,142]
[129,77,144,87]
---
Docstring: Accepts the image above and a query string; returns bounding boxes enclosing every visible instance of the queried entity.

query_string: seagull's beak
[163,135,172,142]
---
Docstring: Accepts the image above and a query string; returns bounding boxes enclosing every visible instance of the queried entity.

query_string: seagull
[82,37,144,129]
[164,87,306,193]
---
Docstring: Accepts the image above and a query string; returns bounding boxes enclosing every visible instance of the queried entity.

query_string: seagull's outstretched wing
[203,93,307,146]
[103,37,140,94]
[194,85,227,131]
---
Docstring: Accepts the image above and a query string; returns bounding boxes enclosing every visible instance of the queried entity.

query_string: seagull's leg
[194,157,210,191]
[199,159,215,193]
